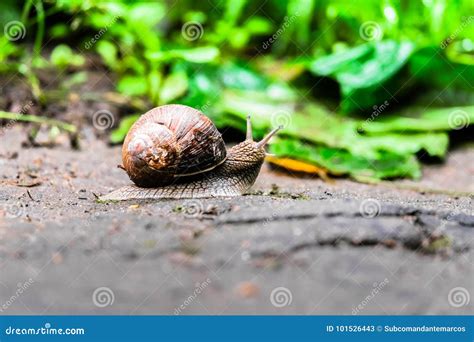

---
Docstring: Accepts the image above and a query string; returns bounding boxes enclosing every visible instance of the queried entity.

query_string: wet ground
[0,127,472,315]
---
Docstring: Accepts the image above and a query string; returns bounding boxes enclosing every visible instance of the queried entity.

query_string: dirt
[0,124,472,315]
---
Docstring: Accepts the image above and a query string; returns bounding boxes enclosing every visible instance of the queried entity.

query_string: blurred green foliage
[0,0,473,181]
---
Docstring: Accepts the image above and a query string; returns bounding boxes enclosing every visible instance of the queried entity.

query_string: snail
[100,104,281,201]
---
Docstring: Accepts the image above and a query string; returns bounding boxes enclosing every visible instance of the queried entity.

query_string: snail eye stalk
[246,115,253,141]
[256,125,282,149]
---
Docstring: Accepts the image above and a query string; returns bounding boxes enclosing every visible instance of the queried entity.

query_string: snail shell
[100,106,282,201]
[122,104,226,187]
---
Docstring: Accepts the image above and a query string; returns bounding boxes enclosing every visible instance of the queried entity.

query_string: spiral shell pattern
[122,105,226,187]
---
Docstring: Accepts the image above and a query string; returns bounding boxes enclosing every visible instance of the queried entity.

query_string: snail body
[100,104,281,201]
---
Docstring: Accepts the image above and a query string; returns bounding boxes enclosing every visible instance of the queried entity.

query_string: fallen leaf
[266,155,330,181]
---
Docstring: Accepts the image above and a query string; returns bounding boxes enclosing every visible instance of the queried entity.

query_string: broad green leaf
[178,65,223,119]
[220,89,450,160]
[410,47,474,91]
[360,106,474,133]
[160,71,188,104]
[178,62,295,121]
[309,43,372,76]
[309,41,415,113]
[96,40,118,69]
[351,133,449,159]
[117,75,148,96]
[219,62,297,100]
[269,138,421,181]
[121,55,146,75]
[220,62,268,90]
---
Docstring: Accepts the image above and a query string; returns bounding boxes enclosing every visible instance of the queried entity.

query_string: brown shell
[122,104,226,187]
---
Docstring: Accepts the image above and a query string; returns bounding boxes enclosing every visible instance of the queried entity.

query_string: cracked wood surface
[0,128,472,314]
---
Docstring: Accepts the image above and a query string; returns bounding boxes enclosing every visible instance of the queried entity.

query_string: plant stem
[0,111,77,133]
[33,0,45,57]
[21,0,34,24]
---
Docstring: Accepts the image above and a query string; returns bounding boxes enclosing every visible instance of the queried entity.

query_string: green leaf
[410,47,474,91]
[269,138,421,181]
[147,47,220,63]
[445,41,474,66]
[127,2,165,27]
[309,41,415,113]
[178,64,223,118]
[50,24,69,39]
[220,62,268,90]
[309,43,372,76]
[0,36,19,64]
[177,62,296,122]
[50,44,85,68]
[96,40,118,69]
[62,71,87,88]
[172,47,220,63]
[360,106,474,133]
[109,114,140,144]
[160,71,188,104]
[148,69,162,105]
[351,133,449,159]
[228,28,250,49]
[117,75,148,97]
[88,11,121,29]
[222,90,449,159]
[244,16,272,34]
